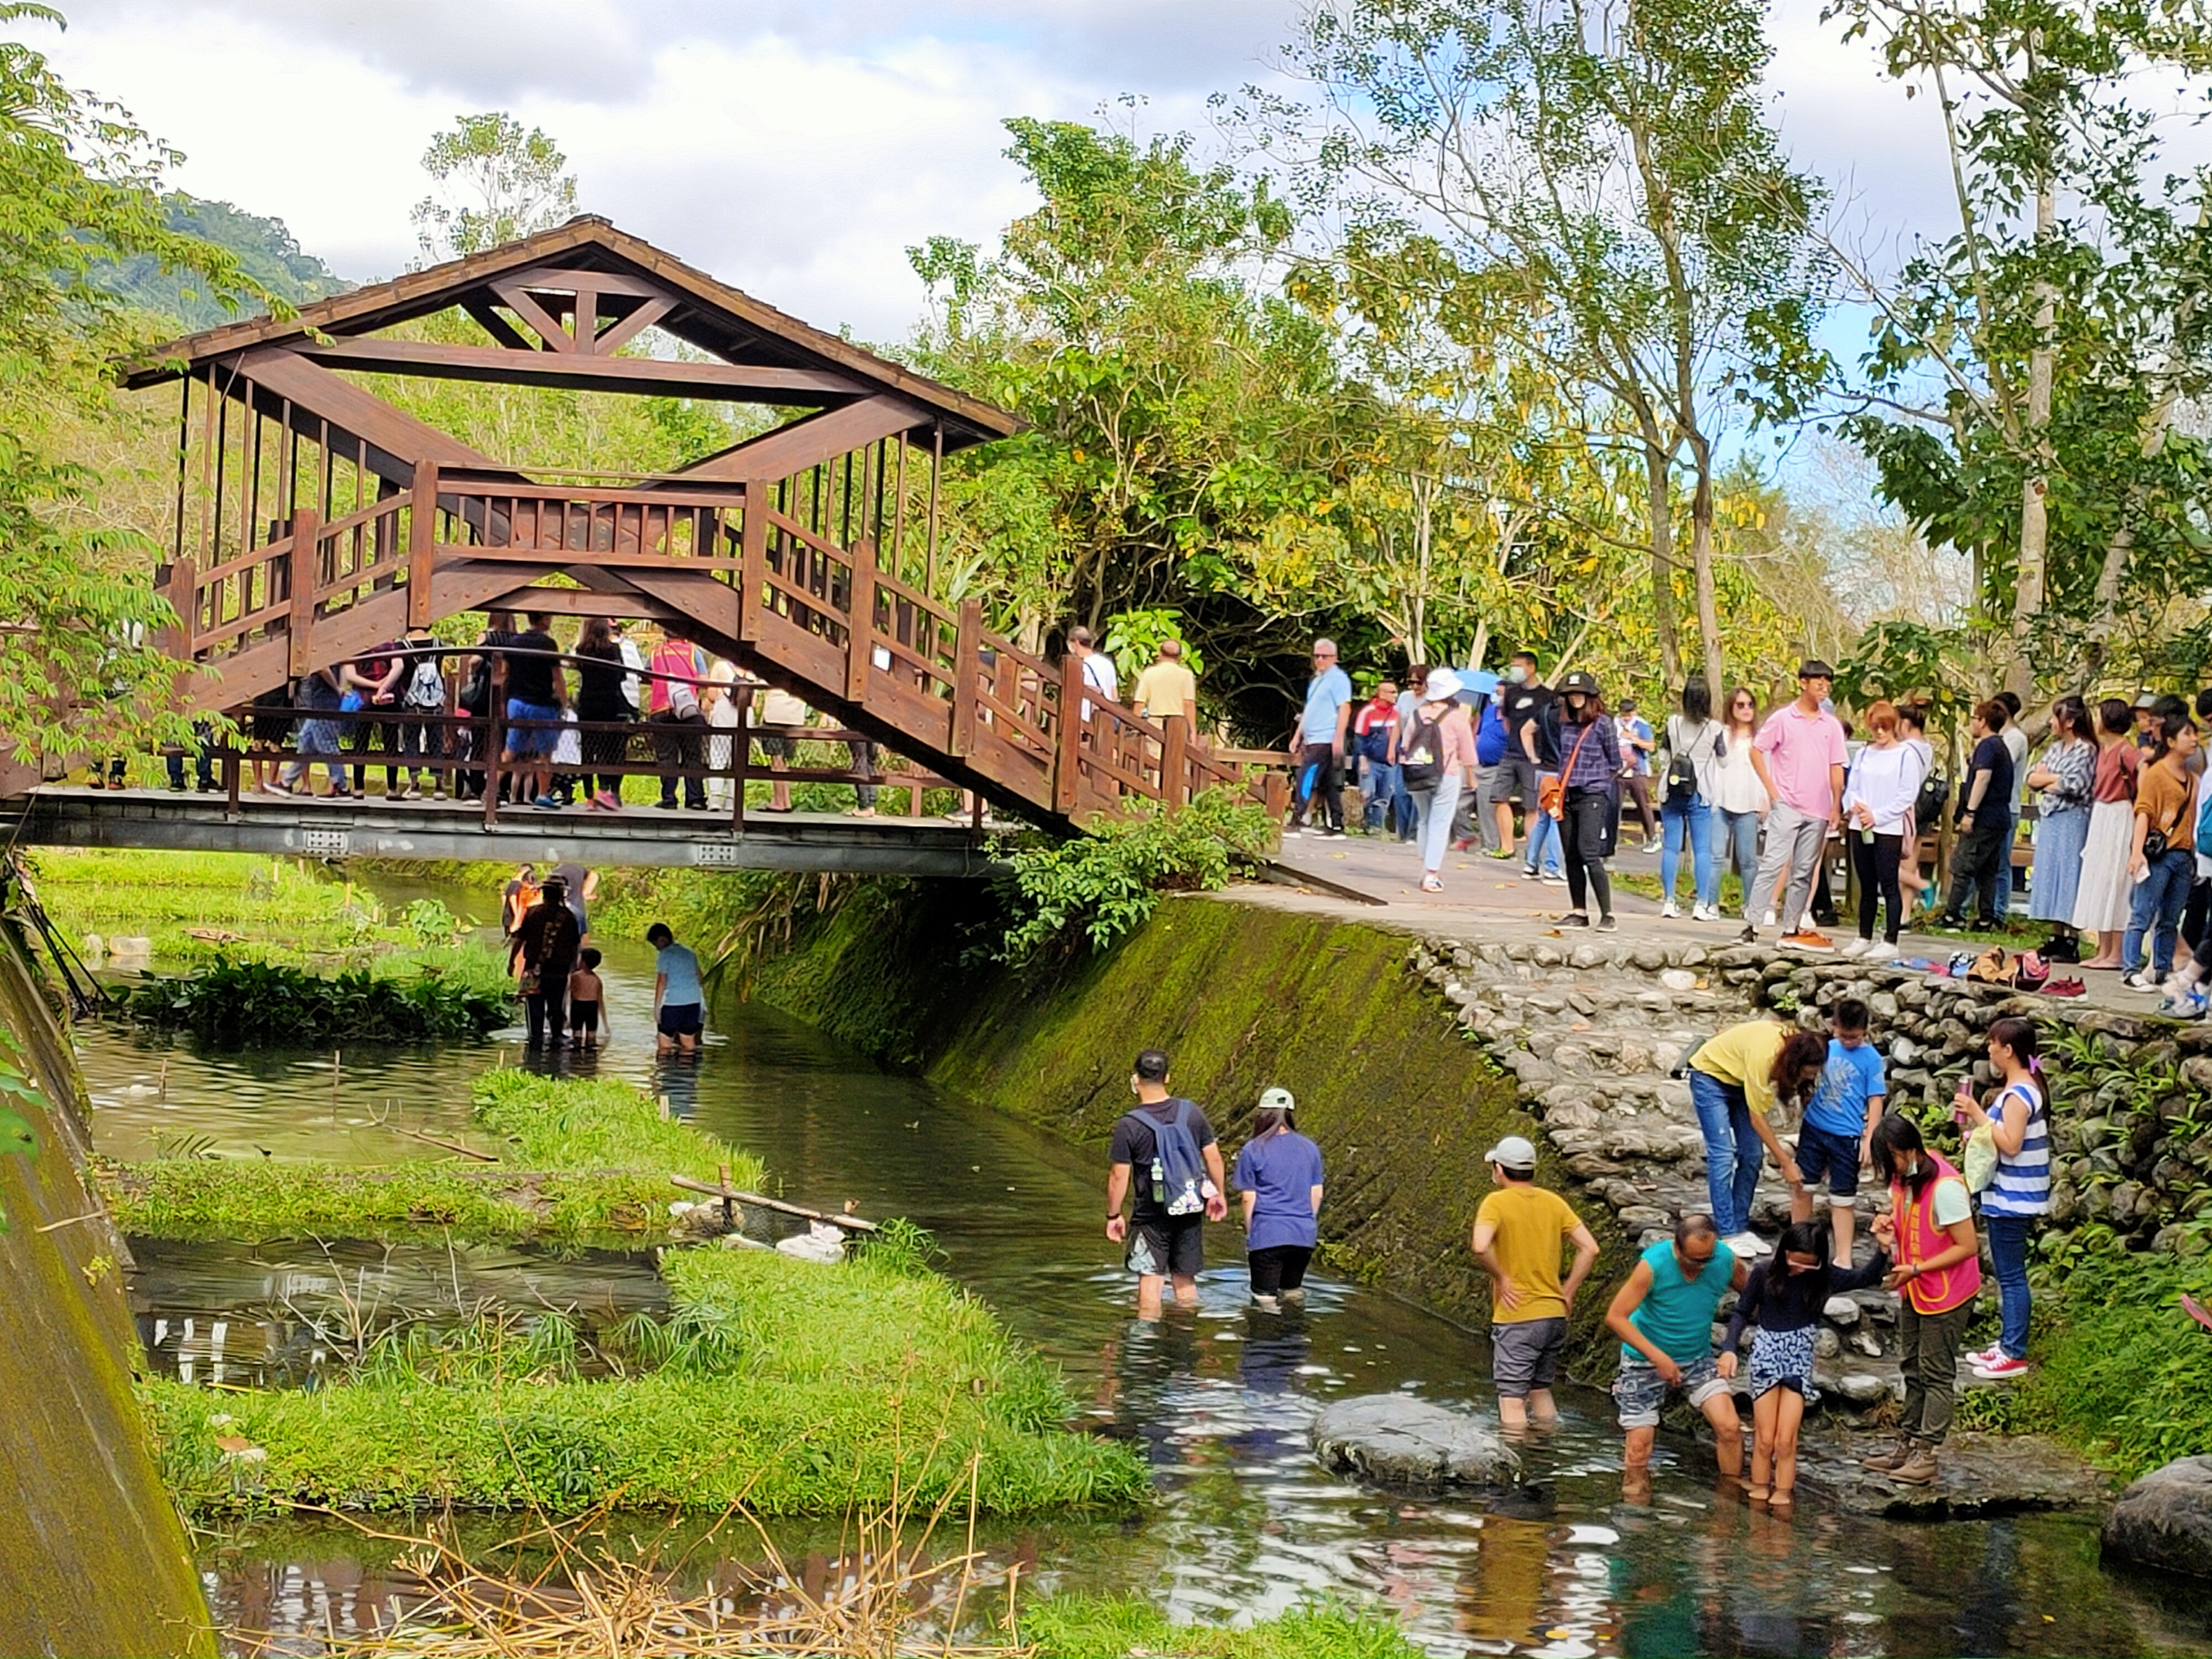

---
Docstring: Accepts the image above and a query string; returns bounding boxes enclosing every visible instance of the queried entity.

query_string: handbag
[517,969,540,997]
[1541,723,1596,821]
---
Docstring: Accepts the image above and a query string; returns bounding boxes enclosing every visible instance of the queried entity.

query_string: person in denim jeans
[1683,1020,1824,1258]
[1658,677,1725,919]
[2122,709,2200,986]
[1958,1018,2048,1381]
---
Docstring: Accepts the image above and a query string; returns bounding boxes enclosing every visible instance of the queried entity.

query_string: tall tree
[0,4,260,766]
[412,113,580,262]
[1825,0,2212,695]
[1267,0,1827,694]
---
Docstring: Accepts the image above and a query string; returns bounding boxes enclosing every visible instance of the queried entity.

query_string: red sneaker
[1971,1355,2030,1380]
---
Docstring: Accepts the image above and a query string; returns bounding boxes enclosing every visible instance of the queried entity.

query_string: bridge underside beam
[3,792,1000,877]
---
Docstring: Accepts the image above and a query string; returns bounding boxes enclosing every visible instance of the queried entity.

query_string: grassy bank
[97,1072,766,1244]
[147,1242,1144,1518]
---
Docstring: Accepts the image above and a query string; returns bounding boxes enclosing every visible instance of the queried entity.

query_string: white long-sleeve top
[1841,739,1928,836]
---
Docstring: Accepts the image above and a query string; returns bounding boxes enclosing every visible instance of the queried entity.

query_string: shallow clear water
[78,888,2212,1657]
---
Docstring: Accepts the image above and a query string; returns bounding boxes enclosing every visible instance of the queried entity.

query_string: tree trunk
[1686,430,1724,696]
[1643,441,1681,689]
[2008,178,2056,700]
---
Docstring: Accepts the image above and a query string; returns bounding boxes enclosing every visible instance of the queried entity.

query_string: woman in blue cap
[1234,1088,1324,1312]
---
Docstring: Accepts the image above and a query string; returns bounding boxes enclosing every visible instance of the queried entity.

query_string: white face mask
[1507,665,1527,686]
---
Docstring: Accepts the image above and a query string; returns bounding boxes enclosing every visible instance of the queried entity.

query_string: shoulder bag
[1539,723,1595,821]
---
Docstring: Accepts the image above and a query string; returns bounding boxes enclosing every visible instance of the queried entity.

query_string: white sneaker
[1661,899,1681,919]
[1836,937,1870,958]
[1692,904,1719,922]
[1724,1230,1771,1258]
[1761,908,1778,928]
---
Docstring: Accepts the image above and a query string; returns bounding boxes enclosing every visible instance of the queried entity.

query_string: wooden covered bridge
[2,218,1274,874]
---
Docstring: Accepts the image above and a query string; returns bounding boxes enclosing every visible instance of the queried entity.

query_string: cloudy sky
[38,0,1957,345]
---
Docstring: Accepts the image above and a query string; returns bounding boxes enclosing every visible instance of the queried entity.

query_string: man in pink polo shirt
[1741,659,1848,952]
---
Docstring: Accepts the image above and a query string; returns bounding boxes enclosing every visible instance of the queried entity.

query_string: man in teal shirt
[1605,1213,1749,1497]
[1285,637,1354,838]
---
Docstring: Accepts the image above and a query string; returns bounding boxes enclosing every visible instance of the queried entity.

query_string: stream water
[76,875,2212,1657]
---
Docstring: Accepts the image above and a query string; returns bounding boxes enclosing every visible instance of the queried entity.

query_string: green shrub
[127,955,511,1044]
[999,787,1275,959]
[2015,1253,2212,1479]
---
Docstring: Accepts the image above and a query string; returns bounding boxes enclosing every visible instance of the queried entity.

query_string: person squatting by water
[1232,1087,1323,1313]
[1606,1213,1748,1500]
[1724,1219,1891,1507]
[1470,1134,1600,1431]
[1104,1048,1228,1319]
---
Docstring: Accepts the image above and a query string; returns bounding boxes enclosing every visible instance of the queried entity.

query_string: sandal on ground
[758,803,794,813]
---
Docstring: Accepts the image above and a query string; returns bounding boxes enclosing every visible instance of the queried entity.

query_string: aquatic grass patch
[126,954,513,1045]
[1017,1596,1425,1658]
[145,1247,1145,1517]
[92,1159,676,1245]
[101,1072,766,1243]
[468,1070,761,1187]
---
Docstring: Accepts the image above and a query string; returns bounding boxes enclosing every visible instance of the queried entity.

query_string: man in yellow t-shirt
[1471,1135,1601,1428]
[1131,640,1199,722]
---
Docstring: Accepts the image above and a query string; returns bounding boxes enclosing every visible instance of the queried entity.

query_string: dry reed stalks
[238,1453,1034,1659]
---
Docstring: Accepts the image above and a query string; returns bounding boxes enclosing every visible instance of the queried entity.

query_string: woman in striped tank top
[1958,1016,2048,1381]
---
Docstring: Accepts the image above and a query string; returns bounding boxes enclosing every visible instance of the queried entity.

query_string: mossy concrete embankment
[744,884,1645,1364]
[0,920,213,1655]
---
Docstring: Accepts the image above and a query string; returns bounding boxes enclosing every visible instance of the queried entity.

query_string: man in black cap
[1743,660,1848,952]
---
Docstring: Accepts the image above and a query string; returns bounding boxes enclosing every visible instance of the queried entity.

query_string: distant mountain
[89,194,349,329]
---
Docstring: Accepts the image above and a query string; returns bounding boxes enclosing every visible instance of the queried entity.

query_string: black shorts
[1248,1243,1312,1296]
[1126,1213,1204,1279]
[656,1001,703,1038]
[570,1000,600,1035]
[755,733,792,760]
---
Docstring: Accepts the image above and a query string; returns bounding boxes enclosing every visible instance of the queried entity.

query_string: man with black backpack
[1105,1048,1228,1317]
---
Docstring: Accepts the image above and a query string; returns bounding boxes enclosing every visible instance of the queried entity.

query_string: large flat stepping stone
[2105,1456,2212,1579]
[1310,1394,1521,1486]
[1800,1427,2110,1516]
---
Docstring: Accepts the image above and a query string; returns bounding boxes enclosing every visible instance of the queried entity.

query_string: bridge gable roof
[120,216,1017,450]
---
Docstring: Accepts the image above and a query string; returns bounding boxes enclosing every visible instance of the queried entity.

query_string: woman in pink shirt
[1399,668,1478,894]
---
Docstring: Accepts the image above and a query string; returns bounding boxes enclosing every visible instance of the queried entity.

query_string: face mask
[1507,666,1527,686]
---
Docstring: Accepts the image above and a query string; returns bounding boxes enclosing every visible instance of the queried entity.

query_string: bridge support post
[407,461,439,629]
[286,507,321,676]
[949,599,981,759]
[1162,714,1188,810]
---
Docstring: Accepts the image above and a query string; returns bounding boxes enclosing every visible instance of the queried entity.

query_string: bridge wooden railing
[164,442,1267,830]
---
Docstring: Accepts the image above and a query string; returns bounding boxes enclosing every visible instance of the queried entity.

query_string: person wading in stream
[1605,1213,1749,1500]
[1232,1087,1323,1313]
[648,922,704,1057]
[508,875,581,1047]
[1105,1049,1228,1318]
[1470,1134,1600,1430]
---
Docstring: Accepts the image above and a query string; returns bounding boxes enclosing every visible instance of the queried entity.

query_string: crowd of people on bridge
[1105,1010,2049,1501]
[1284,639,2212,1018]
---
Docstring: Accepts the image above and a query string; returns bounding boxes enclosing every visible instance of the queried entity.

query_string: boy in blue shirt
[1794,997,1887,1266]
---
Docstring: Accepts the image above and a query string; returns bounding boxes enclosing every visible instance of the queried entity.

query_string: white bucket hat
[1422,668,1463,702]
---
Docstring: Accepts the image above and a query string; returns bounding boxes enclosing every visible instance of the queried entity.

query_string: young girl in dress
[1724,1218,1891,1506]
[2073,697,2143,969]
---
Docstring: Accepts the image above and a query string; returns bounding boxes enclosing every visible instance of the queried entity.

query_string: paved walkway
[1250,828,2150,1014]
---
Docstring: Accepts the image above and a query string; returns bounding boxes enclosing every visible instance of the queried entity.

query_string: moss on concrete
[0,920,214,1654]
[753,886,1634,1366]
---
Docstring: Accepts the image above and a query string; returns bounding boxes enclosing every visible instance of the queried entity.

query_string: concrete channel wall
[0,924,213,1655]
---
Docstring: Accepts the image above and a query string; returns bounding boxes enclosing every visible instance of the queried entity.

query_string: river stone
[1824,1295,1861,1327]
[2104,1458,2212,1578]
[1659,968,1698,992]
[1814,1328,1841,1359]
[1310,1395,1521,1486]
[1835,1372,1890,1404]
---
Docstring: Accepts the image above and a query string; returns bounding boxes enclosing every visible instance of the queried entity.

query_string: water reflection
[70,895,2212,1657]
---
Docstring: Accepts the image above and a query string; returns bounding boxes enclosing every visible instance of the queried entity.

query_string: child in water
[568,948,607,1049]
[1723,1218,1891,1506]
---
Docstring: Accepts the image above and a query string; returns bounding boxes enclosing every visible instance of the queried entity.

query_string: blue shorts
[1795,1120,1864,1200]
[656,1001,703,1039]
[505,699,562,757]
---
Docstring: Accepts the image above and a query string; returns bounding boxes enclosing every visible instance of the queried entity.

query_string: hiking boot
[1861,1437,1915,1473]
[1888,1444,1940,1485]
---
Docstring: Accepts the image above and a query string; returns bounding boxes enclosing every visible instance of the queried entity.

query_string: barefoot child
[568,948,607,1050]
[1723,1219,1891,1505]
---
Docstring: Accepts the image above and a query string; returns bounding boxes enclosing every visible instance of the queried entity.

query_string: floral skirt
[1749,1326,1819,1403]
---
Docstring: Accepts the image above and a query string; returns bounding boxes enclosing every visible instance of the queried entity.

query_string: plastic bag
[1963,1120,1999,1193]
